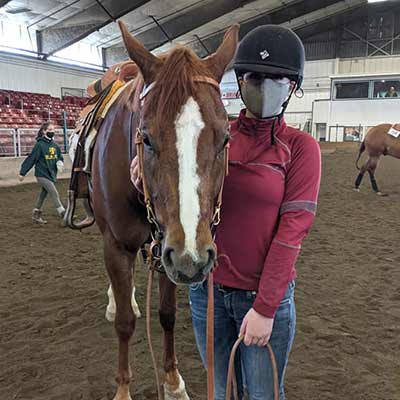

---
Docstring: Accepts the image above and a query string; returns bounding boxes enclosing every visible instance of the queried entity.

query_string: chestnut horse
[354,123,400,195]
[90,21,238,400]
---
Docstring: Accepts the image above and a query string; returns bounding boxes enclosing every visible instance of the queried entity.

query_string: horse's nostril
[162,247,174,268]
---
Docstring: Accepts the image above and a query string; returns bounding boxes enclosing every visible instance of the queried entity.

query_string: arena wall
[0,53,102,98]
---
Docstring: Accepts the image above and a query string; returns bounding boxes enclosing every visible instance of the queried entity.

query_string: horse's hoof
[353,187,360,192]
[105,307,115,322]
[113,395,132,400]
[113,384,132,400]
[377,192,388,197]
[164,374,190,400]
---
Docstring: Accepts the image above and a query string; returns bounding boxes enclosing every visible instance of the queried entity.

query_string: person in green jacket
[19,122,66,224]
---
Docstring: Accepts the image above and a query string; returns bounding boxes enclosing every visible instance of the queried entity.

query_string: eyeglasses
[241,72,290,85]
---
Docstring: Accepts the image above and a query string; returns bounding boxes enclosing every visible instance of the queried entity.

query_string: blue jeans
[189,281,296,400]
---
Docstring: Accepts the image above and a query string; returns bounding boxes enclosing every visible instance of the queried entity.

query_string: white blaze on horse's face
[175,96,204,262]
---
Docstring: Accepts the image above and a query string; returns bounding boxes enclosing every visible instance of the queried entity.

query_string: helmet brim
[234,63,300,81]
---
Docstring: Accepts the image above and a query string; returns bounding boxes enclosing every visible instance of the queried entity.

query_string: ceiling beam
[103,0,261,67]
[37,0,151,57]
[0,0,12,7]
[295,7,367,39]
[188,0,347,57]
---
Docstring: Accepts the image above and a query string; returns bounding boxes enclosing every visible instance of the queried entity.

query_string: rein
[138,75,278,399]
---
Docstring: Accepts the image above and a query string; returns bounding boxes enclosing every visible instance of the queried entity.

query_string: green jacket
[20,137,64,183]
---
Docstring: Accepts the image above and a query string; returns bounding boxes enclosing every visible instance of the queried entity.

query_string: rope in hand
[207,272,279,400]
[225,335,279,400]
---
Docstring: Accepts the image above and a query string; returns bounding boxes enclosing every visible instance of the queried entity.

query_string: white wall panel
[0,54,102,98]
[313,101,331,124]
[338,56,400,76]
[304,59,336,78]
[329,98,400,125]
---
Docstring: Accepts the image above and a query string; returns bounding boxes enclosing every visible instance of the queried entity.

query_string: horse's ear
[202,24,239,82]
[118,20,161,84]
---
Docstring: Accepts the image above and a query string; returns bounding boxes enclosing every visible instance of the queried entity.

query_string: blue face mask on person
[240,72,291,119]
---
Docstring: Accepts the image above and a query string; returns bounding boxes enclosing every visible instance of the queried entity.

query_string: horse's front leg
[104,230,137,400]
[159,273,190,400]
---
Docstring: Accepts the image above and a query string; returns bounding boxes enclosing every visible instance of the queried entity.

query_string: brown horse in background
[89,21,238,400]
[354,123,400,195]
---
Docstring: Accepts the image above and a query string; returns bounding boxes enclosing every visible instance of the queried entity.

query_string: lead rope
[225,336,279,400]
[146,265,164,400]
[207,143,229,399]
[206,272,215,400]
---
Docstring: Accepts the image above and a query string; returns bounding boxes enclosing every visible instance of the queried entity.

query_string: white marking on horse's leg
[106,284,141,321]
[131,286,141,318]
[106,284,116,322]
[175,97,204,262]
[164,372,190,400]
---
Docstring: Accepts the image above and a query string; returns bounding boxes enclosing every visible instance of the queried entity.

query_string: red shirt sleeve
[253,133,321,318]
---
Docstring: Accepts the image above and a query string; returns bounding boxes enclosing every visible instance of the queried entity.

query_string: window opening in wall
[316,123,326,142]
[334,81,369,99]
[373,80,400,98]
[344,126,363,142]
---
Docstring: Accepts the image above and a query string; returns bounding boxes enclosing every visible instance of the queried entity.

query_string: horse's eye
[143,135,154,151]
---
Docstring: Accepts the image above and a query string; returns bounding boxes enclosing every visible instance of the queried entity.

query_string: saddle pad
[84,80,131,172]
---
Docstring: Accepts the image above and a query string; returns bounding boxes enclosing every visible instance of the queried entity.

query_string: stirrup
[64,190,95,230]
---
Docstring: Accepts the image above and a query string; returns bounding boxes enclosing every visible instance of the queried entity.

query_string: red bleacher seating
[0,89,85,155]
[0,89,86,130]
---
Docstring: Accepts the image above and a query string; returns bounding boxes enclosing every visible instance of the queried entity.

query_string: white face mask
[240,73,291,118]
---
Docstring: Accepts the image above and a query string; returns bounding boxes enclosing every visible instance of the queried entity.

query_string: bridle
[135,75,230,253]
[136,75,278,400]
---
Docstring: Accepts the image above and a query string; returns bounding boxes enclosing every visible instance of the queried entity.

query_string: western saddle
[64,61,139,230]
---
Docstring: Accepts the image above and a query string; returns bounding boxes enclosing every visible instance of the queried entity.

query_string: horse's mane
[144,46,212,132]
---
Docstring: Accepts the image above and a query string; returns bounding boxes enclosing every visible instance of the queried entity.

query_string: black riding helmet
[233,25,305,88]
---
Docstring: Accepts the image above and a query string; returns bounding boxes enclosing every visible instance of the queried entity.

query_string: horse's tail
[356,141,366,170]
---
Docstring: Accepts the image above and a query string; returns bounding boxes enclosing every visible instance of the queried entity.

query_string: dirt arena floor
[1,144,400,400]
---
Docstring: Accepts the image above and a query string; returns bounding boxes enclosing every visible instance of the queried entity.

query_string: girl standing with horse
[187,26,321,400]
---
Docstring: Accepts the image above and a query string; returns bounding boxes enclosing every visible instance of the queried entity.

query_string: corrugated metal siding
[305,41,336,60]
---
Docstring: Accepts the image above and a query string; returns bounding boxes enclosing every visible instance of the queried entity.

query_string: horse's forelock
[144,47,213,132]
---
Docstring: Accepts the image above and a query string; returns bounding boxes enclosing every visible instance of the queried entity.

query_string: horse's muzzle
[162,245,216,284]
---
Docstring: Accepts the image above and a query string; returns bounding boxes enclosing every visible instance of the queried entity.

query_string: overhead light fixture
[368,0,389,3]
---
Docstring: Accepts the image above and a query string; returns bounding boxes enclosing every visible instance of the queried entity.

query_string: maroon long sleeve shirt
[214,109,321,318]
